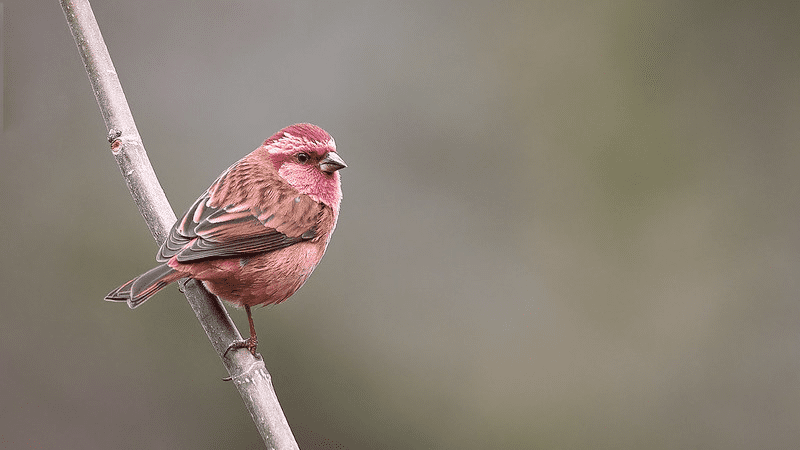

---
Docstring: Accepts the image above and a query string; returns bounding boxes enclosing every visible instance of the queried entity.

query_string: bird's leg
[224,305,259,357]
[245,304,259,354]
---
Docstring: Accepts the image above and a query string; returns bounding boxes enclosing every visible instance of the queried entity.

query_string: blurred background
[2,1,799,448]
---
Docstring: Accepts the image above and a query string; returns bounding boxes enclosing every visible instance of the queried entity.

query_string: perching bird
[105,123,346,356]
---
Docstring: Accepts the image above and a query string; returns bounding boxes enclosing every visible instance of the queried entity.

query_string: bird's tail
[105,264,182,309]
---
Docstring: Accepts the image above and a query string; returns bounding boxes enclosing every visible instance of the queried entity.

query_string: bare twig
[60,1,299,448]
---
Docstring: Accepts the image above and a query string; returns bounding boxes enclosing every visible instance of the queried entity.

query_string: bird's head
[263,123,346,210]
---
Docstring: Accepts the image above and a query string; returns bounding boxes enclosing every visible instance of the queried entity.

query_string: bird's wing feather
[157,162,322,263]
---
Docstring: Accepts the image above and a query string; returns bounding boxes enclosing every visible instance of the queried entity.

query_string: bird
[105,123,346,356]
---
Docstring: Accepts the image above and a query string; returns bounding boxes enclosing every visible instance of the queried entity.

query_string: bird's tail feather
[105,264,181,309]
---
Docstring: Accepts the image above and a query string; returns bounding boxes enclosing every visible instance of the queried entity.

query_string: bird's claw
[223,336,259,358]
[177,278,191,294]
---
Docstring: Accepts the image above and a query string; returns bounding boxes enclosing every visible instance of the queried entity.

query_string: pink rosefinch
[105,123,346,355]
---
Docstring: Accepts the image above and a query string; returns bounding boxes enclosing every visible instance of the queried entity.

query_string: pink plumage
[106,123,346,355]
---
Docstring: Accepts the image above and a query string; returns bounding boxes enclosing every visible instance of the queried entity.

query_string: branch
[60,1,299,448]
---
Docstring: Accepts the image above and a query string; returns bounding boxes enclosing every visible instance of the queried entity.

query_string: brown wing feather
[157,158,324,264]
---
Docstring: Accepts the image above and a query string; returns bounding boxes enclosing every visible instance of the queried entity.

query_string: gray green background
[1,1,799,448]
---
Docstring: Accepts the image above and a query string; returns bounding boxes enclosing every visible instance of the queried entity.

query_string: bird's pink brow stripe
[269,133,335,154]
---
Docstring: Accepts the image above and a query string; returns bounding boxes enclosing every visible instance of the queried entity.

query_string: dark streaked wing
[157,163,324,263]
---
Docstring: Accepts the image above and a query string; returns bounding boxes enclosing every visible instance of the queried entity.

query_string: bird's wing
[157,164,322,263]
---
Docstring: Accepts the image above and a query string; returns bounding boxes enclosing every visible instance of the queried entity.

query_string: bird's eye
[296,152,310,164]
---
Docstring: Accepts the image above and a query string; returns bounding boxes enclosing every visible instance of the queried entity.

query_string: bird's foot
[224,335,259,358]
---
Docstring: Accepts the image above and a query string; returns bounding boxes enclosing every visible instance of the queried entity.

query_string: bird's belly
[186,242,324,308]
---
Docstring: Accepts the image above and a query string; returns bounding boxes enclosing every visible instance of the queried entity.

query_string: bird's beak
[319,152,347,174]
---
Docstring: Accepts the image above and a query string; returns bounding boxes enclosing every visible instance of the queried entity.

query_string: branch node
[107,127,122,143]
